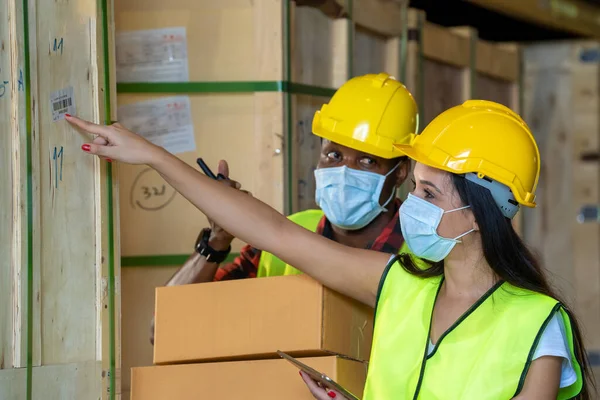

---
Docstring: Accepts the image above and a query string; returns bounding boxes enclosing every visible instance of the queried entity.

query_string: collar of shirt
[316,198,404,254]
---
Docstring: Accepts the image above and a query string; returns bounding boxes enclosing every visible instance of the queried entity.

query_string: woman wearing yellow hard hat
[67,92,593,398]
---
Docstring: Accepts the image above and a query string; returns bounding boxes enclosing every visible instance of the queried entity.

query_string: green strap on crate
[22,0,33,397]
[347,0,354,78]
[116,81,337,98]
[99,0,117,398]
[122,253,240,267]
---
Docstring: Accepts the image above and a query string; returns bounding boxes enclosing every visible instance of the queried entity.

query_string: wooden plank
[422,60,468,127]
[465,0,600,39]
[26,0,119,397]
[294,95,331,212]
[0,368,27,398]
[292,4,345,88]
[353,26,388,77]
[476,75,514,107]
[477,41,519,82]
[523,45,576,304]
[422,22,470,69]
[0,0,27,371]
[35,0,100,366]
[403,9,423,100]
[31,362,102,400]
[324,0,406,37]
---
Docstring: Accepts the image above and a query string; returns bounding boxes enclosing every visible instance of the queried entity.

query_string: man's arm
[164,232,232,287]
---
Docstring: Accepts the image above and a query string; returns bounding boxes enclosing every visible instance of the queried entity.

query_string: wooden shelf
[465,0,600,38]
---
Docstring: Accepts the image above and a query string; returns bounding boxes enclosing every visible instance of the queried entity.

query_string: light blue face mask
[400,193,474,262]
[314,163,400,231]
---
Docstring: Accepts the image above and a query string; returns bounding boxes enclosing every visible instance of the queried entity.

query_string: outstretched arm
[68,116,390,307]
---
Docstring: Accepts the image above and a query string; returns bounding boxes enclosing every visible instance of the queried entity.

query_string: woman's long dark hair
[399,174,596,399]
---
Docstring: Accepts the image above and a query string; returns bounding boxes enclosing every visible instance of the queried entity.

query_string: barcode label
[50,86,76,122]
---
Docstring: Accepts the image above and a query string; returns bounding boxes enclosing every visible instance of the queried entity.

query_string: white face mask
[314,163,400,231]
[400,193,475,262]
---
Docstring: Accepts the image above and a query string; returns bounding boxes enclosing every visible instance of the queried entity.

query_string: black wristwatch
[194,228,231,264]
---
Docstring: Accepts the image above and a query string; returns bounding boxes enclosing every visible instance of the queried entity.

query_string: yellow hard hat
[396,100,540,208]
[312,72,419,159]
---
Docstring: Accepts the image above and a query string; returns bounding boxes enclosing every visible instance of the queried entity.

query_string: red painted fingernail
[81,144,91,152]
[65,114,71,117]
[298,371,302,376]
[328,391,336,398]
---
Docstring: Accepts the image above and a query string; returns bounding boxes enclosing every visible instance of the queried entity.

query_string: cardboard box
[153,275,374,364]
[131,356,367,400]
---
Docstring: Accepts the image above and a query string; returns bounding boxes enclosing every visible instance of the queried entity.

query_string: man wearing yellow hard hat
[151,73,419,342]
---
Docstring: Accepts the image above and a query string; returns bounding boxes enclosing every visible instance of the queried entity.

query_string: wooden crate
[523,41,600,381]
[0,0,121,399]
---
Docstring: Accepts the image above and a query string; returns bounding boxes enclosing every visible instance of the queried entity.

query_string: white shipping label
[117,96,196,155]
[116,27,189,82]
[50,86,76,122]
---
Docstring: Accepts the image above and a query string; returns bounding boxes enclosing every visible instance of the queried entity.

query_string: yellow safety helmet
[312,72,419,159]
[396,100,540,209]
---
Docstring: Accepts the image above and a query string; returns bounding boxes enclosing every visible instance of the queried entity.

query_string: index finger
[65,114,114,139]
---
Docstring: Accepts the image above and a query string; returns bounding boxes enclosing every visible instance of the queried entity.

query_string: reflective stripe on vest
[363,259,584,400]
[257,209,411,278]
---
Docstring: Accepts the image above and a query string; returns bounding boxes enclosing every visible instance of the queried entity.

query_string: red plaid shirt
[214,199,404,281]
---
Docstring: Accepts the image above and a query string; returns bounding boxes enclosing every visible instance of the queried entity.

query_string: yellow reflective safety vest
[363,259,584,400]
[256,209,412,277]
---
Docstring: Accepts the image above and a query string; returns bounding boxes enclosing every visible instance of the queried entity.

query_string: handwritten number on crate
[18,69,24,92]
[142,185,166,199]
[0,80,8,98]
[0,69,25,98]
[53,38,64,55]
[52,146,64,188]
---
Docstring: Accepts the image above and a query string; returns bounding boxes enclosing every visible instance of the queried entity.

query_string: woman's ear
[472,217,480,232]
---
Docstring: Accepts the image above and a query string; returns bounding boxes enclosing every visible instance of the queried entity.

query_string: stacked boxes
[130,275,373,399]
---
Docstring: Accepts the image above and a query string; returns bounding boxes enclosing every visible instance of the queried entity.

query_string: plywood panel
[121,266,178,397]
[292,5,346,88]
[0,368,27,398]
[422,59,466,127]
[24,0,119,397]
[117,93,282,256]
[35,0,105,366]
[114,0,284,82]
[31,362,102,400]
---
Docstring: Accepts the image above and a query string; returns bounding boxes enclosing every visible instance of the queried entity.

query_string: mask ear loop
[443,205,475,242]
[380,161,403,210]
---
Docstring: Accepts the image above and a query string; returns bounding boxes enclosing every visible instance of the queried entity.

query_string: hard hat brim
[314,130,409,159]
